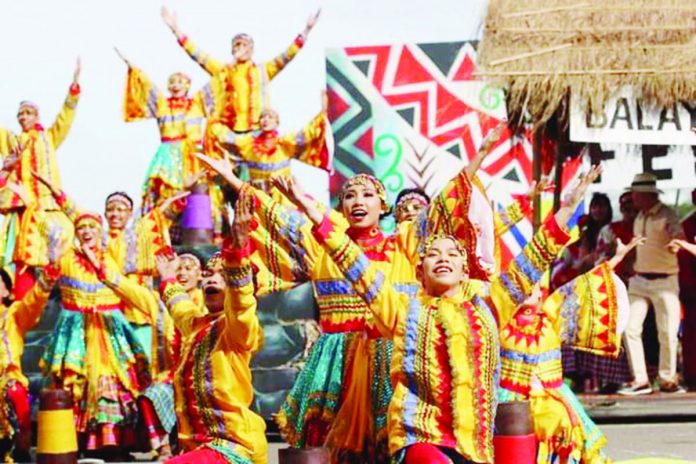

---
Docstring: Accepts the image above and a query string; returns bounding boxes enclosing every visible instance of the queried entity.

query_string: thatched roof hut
[477,0,696,127]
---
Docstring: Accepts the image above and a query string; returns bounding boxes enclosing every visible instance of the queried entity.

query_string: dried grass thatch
[477,0,696,127]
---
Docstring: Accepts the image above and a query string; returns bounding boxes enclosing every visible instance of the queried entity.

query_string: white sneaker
[617,383,653,396]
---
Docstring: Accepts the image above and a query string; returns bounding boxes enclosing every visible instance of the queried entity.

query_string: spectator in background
[673,188,696,390]
[596,191,639,282]
[393,187,430,224]
[619,173,685,395]
[551,193,612,289]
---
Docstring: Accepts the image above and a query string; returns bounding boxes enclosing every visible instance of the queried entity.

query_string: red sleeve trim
[294,34,306,47]
[312,215,334,243]
[159,277,177,294]
[178,35,189,46]
[69,83,80,96]
[543,215,571,243]
[222,241,252,263]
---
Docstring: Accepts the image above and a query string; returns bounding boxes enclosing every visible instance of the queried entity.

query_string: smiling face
[177,255,202,292]
[395,195,428,223]
[340,176,387,230]
[75,219,102,250]
[167,73,190,99]
[17,106,38,132]
[232,37,253,62]
[104,199,132,231]
[420,237,467,297]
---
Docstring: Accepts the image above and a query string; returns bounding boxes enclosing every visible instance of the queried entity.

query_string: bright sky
[0,0,487,212]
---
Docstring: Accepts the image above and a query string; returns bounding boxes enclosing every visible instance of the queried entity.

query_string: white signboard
[570,88,696,145]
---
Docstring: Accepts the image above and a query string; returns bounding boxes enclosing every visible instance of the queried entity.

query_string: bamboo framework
[477,0,696,126]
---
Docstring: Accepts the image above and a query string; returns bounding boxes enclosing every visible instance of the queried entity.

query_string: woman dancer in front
[40,211,155,456]
[195,128,500,462]
[273,167,598,463]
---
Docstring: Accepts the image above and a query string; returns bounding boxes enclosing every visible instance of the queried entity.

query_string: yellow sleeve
[222,247,263,352]
[278,111,330,172]
[264,34,305,80]
[194,71,228,119]
[0,128,18,157]
[544,262,625,357]
[312,215,405,338]
[494,196,531,237]
[101,257,158,322]
[123,66,165,121]
[489,216,571,328]
[209,123,253,161]
[160,280,199,338]
[246,183,324,273]
[47,83,80,149]
[178,34,225,75]
[11,267,57,334]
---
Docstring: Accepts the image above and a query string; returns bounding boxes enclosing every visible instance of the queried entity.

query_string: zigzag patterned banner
[326,41,582,262]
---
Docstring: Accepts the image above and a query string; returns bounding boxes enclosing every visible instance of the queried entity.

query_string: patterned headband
[205,252,223,273]
[168,72,192,84]
[106,193,133,210]
[179,253,202,269]
[74,212,104,229]
[18,101,39,113]
[338,174,389,212]
[396,192,429,208]
[232,33,254,47]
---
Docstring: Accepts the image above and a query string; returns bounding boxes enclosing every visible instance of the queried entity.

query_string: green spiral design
[374,134,404,194]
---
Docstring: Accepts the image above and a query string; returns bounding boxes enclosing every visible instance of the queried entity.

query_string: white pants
[625,274,681,384]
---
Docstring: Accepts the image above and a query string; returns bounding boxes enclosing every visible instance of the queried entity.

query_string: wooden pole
[532,130,543,231]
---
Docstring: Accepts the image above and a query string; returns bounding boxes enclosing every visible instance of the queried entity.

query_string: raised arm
[278,94,330,171]
[12,264,61,334]
[264,10,319,80]
[162,6,224,75]
[48,58,81,148]
[118,51,165,121]
[221,192,263,351]
[32,171,80,221]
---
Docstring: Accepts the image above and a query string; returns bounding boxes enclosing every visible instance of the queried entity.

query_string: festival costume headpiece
[205,252,224,273]
[168,72,191,84]
[232,33,254,47]
[179,252,202,269]
[419,234,469,275]
[105,191,134,210]
[74,212,104,230]
[338,173,389,213]
[17,101,39,114]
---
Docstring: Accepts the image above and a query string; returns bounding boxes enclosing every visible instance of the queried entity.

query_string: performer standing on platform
[116,49,206,217]
[194,127,502,462]
[0,244,64,462]
[275,166,598,464]
[0,59,81,299]
[40,211,155,454]
[210,92,331,192]
[161,6,320,135]
[156,192,267,464]
[498,236,642,464]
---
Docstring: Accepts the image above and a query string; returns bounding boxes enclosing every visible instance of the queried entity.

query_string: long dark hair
[585,193,613,249]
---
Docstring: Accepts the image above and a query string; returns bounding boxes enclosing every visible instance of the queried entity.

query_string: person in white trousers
[619,173,685,396]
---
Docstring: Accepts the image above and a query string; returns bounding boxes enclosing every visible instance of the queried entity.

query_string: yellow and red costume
[310,212,570,463]
[0,267,58,450]
[177,32,305,134]
[122,67,205,215]
[211,110,330,191]
[0,84,80,294]
[40,215,155,450]
[499,263,629,464]
[243,169,491,461]
[159,246,267,464]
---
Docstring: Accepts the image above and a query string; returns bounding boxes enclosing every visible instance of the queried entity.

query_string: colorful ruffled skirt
[40,308,151,450]
[498,384,608,464]
[141,141,187,215]
[275,331,392,463]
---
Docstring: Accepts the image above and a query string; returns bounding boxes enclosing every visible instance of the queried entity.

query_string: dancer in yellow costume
[498,235,643,464]
[155,192,267,464]
[0,59,81,298]
[116,49,206,214]
[40,211,155,453]
[161,6,320,159]
[0,254,62,462]
[278,166,598,463]
[210,92,331,191]
[195,131,500,462]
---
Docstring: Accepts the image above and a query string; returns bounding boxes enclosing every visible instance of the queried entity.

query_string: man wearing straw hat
[619,173,686,395]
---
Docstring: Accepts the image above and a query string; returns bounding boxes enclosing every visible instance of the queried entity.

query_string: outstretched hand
[271,175,323,225]
[465,120,507,176]
[31,170,61,198]
[303,8,321,37]
[668,237,696,257]
[231,191,253,249]
[73,57,81,84]
[610,235,646,268]
[156,254,179,282]
[563,164,602,211]
[161,6,181,35]
[114,47,132,67]
[526,175,554,201]
[80,243,100,271]
[158,191,191,212]
[194,153,243,192]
